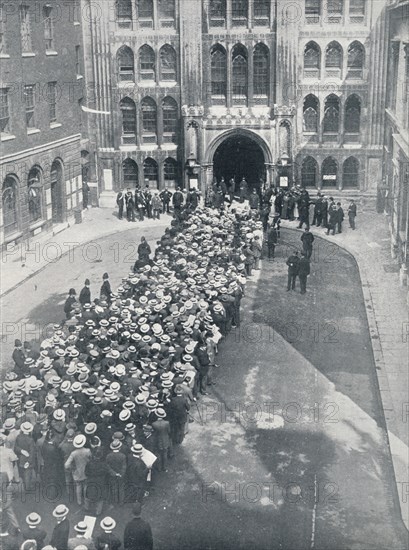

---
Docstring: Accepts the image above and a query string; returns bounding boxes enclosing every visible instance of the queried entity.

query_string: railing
[142,134,157,144]
[232,16,248,27]
[122,134,136,145]
[325,68,342,79]
[253,95,269,105]
[253,16,269,26]
[160,18,175,28]
[323,133,338,142]
[305,15,320,24]
[119,70,135,82]
[344,133,360,143]
[303,68,320,79]
[117,18,132,29]
[346,68,363,79]
[211,95,226,106]
[163,132,177,144]
[209,17,226,27]
[139,18,154,29]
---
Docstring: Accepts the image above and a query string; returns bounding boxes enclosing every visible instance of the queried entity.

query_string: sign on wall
[279,176,288,188]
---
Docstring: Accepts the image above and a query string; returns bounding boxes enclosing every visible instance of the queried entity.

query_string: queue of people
[1,205,270,550]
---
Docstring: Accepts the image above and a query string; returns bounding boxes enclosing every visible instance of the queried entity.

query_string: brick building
[0,0,86,246]
[80,0,389,207]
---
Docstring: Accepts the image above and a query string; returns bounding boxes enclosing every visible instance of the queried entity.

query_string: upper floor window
[158,0,175,28]
[327,0,343,16]
[47,82,57,124]
[117,46,134,81]
[120,97,136,140]
[28,167,43,223]
[349,0,365,20]
[138,0,154,28]
[345,94,361,133]
[304,42,320,77]
[347,41,365,78]
[254,1,270,26]
[303,94,319,133]
[0,88,10,134]
[209,0,226,27]
[162,96,178,142]
[139,45,155,81]
[116,0,133,29]
[325,42,342,72]
[253,43,269,97]
[24,85,36,129]
[141,97,157,140]
[232,0,248,27]
[123,158,139,187]
[43,5,54,51]
[211,45,227,100]
[0,4,6,54]
[305,0,320,23]
[20,5,32,53]
[75,45,82,75]
[323,94,340,133]
[232,45,248,103]
[160,45,177,81]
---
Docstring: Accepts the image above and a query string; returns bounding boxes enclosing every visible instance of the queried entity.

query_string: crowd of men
[1,202,272,549]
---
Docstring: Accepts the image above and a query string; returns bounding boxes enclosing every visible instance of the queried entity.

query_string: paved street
[1,222,407,549]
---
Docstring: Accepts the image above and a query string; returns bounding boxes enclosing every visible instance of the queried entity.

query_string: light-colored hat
[26,512,41,526]
[53,409,65,421]
[52,504,69,519]
[73,434,86,448]
[20,422,34,435]
[131,443,143,456]
[74,521,88,533]
[84,422,97,435]
[100,516,116,532]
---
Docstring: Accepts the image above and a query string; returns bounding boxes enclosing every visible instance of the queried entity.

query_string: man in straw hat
[50,504,70,550]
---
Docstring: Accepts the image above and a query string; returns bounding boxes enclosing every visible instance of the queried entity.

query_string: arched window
[164,157,178,188]
[120,97,136,142]
[322,157,338,187]
[143,158,159,188]
[343,157,359,187]
[159,45,177,81]
[347,41,365,78]
[209,0,227,27]
[254,1,270,25]
[323,95,340,134]
[303,94,319,132]
[162,97,178,143]
[304,42,320,77]
[211,45,227,101]
[253,43,269,98]
[232,0,248,26]
[116,0,133,28]
[2,176,18,236]
[301,157,318,187]
[141,97,157,143]
[27,167,43,223]
[158,0,175,27]
[345,95,361,134]
[325,42,342,71]
[123,158,139,187]
[137,0,153,27]
[139,45,155,81]
[117,46,134,81]
[232,44,248,103]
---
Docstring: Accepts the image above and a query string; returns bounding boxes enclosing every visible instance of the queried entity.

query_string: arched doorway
[212,132,267,192]
[50,160,64,223]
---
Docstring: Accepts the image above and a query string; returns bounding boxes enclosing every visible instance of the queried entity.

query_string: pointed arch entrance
[207,129,272,191]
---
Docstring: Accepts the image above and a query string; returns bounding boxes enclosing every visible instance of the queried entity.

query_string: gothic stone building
[80,0,389,207]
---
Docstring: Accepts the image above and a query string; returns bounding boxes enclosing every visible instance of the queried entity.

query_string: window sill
[73,21,81,26]
[27,128,41,135]
[50,122,62,129]
[76,74,83,80]
[29,219,46,232]
[118,81,135,87]
[22,52,36,57]
[0,53,10,59]
[3,230,23,245]
[1,133,16,142]
[46,50,58,56]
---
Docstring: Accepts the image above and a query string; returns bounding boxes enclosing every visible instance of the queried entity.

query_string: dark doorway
[213,134,265,192]
[50,160,64,223]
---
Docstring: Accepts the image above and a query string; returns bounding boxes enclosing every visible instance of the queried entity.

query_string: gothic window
[327,0,343,15]
[304,42,320,76]
[232,45,248,102]
[164,157,178,186]
[2,176,18,236]
[254,1,270,25]
[117,46,134,81]
[323,95,340,133]
[209,0,226,27]
[120,97,136,138]
[349,0,365,16]
[325,42,342,69]
[347,41,365,78]
[139,44,155,81]
[122,158,139,187]
[138,0,153,27]
[232,0,248,26]
[301,157,318,187]
[158,0,175,19]
[159,45,177,81]
[162,97,178,142]
[116,0,133,28]
[322,157,338,186]
[343,157,359,187]
[305,0,320,22]
[27,167,43,223]
[345,94,361,133]
[141,97,157,142]
[253,43,269,97]
[211,45,227,99]
[303,94,319,132]
[143,158,159,188]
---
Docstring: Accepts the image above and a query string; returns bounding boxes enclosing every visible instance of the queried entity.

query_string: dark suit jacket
[152,419,171,450]
[79,286,91,306]
[50,518,70,550]
[124,517,153,550]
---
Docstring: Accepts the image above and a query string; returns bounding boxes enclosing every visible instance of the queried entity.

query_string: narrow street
[2,225,406,550]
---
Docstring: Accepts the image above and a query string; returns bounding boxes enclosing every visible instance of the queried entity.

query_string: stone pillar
[248,41,254,107]
[157,100,164,147]
[227,44,232,109]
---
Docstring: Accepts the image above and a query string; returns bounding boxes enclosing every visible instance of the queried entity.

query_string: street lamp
[186,152,197,169]
[281,152,290,167]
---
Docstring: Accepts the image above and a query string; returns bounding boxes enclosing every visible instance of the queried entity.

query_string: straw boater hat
[53,504,69,519]
[20,422,34,435]
[131,443,143,456]
[26,512,41,526]
[100,516,116,533]
[73,434,86,448]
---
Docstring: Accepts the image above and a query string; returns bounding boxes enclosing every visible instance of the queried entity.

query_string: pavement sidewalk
[0,207,171,297]
[281,211,409,531]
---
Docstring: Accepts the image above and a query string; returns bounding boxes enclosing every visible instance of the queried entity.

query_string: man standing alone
[298,252,311,294]
[286,251,300,291]
[300,228,314,260]
[348,200,357,230]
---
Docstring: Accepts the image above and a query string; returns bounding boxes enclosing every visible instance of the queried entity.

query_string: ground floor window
[2,176,18,235]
